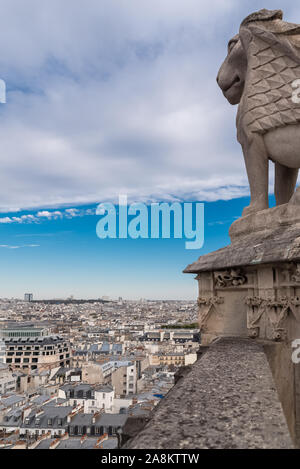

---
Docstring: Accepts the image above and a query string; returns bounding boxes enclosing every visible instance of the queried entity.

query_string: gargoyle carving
[217,9,300,216]
[215,269,247,288]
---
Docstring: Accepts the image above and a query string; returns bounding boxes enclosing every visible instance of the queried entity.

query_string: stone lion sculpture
[217,9,300,216]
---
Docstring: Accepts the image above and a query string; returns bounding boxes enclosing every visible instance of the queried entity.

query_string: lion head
[216,9,300,107]
[217,33,247,105]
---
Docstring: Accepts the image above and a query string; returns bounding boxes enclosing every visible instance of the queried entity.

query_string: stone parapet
[125,337,294,449]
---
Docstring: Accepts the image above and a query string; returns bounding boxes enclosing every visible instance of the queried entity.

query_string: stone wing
[240,23,300,134]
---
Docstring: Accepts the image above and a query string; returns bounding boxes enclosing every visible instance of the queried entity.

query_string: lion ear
[238,27,252,53]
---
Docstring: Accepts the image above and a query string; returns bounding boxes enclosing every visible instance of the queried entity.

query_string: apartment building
[150,352,197,367]
[0,363,16,395]
[20,406,74,438]
[58,383,114,413]
[0,338,6,363]
[4,335,71,371]
[111,364,137,397]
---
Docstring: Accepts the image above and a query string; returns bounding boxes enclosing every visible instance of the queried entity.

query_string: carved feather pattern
[240,20,300,135]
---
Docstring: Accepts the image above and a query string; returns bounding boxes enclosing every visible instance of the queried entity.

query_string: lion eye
[228,41,237,53]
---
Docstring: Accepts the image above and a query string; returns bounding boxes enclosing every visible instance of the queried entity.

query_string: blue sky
[0,1,297,299]
[0,195,276,300]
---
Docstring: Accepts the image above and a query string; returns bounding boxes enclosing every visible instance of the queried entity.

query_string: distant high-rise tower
[0,336,6,363]
[24,293,33,302]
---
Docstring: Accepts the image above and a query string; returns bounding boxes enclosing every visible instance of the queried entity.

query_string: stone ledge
[184,203,300,273]
[125,337,293,449]
[183,226,300,272]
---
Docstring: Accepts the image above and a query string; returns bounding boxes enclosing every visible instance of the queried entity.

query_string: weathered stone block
[184,202,300,345]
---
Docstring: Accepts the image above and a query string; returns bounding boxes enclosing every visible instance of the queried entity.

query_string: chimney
[49,438,60,450]
[67,405,83,422]
[92,410,103,424]
[94,433,108,449]
[12,440,27,450]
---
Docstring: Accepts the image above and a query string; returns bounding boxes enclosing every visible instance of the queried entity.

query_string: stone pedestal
[184,199,300,446]
[184,201,300,346]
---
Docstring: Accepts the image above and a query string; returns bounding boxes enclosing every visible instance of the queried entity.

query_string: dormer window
[47,418,52,426]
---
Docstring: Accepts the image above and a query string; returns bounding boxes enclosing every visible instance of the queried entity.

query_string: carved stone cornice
[215,269,247,288]
[197,296,224,330]
[245,295,300,341]
[291,264,300,283]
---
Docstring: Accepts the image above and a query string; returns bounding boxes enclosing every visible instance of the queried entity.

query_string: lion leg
[275,163,298,205]
[242,136,269,217]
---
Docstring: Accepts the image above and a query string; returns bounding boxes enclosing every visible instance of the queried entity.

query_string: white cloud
[0,207,95,224]
[0,244,40,249]
[65,208,79,217]
[37,211,54,218]
[0,0,295,210]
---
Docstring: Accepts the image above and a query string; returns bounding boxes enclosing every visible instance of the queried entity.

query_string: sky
[0,0,297,299]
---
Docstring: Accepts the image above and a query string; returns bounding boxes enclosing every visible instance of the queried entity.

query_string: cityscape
[0,0,299,454]
[0,294,199,449]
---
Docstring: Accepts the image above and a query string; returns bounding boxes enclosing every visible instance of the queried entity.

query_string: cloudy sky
[0,0,298,299]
